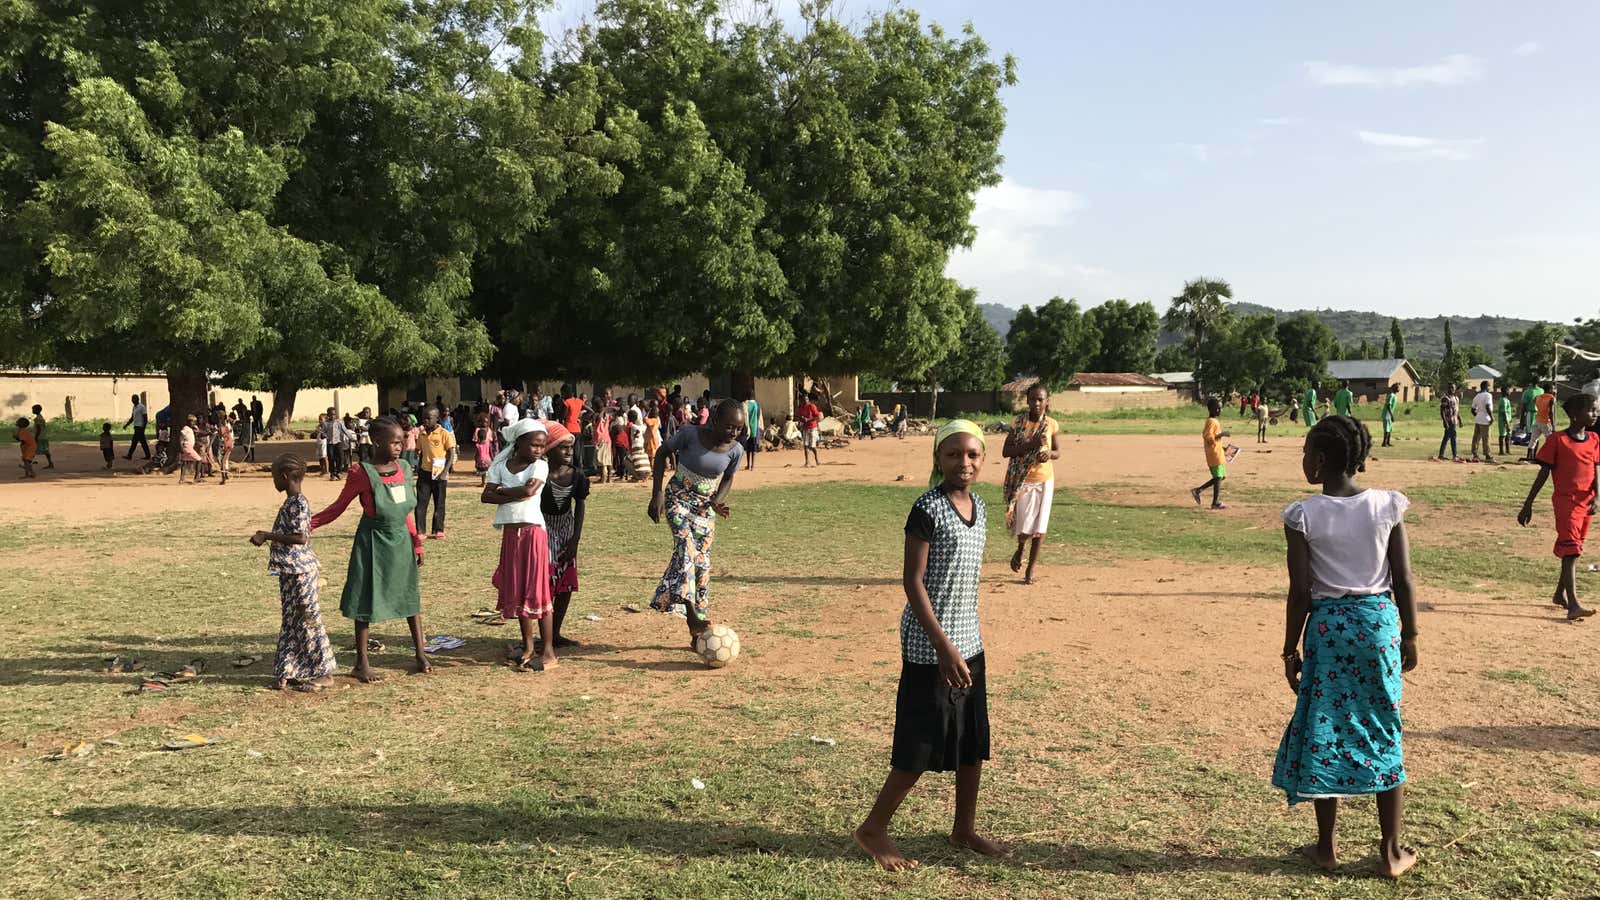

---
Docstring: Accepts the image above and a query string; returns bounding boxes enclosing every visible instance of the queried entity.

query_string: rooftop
[1326,359,1413,381]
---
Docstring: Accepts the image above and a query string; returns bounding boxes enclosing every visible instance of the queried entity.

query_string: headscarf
[492,418,546,470]
[930,419,985,487]
[543,421,572,446]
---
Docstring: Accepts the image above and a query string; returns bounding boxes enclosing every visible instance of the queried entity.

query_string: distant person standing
[1437,384,1460,462]
[30,404,53,469]
[1532,382,1557,460]
[1469,381,1495,463]
[1380,384,1399,448]
[1520,381,1545,432]
[250,395,265,437]
[797,394,822,468]
[123,396,151,460]
[1301,386,1318,428]
[1256,398,1269,444]
[742,393,763,470]
[1333,382,1354,418]
[1496,387,1514,457]
[501,389,522,426]
[416,407,457,540]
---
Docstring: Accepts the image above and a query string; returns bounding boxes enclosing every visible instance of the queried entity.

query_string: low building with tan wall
[0,369,377,423]
[379,374,808,421]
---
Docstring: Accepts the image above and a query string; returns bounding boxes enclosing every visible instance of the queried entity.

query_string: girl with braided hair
[1272,415,1421,879]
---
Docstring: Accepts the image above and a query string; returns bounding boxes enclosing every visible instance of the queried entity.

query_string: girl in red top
[311,417,429,681]
[1519,392,1600,621]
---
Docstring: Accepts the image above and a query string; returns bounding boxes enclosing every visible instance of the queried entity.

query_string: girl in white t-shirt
[481,418,552,671]
[1272,415,1421,880]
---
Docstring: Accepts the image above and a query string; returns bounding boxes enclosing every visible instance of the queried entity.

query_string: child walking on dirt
[855,420,1008,872]
[1517,392,1600,621]
[1273,414,1419,879]
[1002,383,1060,584]
[30,405,53,469]
[1190,398,1230,510]
[251,453,338,691]
[100,423,115,469]
[483,418,553,671]
[15,418,36,478]
[310,417,430,682]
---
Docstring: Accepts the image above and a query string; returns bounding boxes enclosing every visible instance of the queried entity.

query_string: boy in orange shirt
[15,417,36,478]
[1519,392,1600,621]
[1189,398,1230,510]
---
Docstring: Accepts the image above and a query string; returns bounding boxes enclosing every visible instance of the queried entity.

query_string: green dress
[1334,388,1353,417]
[340,461,421,623]
[1496,397,1512,435]
[1381,392,1397,433]
[1302,388,1318,427]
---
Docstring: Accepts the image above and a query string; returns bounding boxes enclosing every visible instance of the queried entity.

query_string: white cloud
[946,179,1119,306]
[1304,53,1485,88]
[1513,40,1542,57]
[1356,130,1485,161]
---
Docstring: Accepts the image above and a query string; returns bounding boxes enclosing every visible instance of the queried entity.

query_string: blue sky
[543,1,1600,322]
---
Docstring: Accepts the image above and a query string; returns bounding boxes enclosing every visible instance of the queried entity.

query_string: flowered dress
[650,466,722,620]
[269,494,337,682]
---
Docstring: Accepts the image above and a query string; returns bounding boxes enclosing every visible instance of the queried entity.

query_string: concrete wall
[858,391,998,416]
[1048,389,1185,413]
[1,371,376,422]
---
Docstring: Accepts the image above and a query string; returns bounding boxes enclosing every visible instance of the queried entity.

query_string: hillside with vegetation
[980,301,1546,367]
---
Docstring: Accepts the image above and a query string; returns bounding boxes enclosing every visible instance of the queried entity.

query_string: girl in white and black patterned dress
[540,423,589,649]
[855,420,1009,872]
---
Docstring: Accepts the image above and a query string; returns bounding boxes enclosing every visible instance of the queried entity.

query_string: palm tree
[1164,278,1233,397]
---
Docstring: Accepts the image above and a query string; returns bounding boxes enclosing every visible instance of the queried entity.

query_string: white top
[130,402,147,427]
[1471,391,1494,426]
[1282,490,1409,599]
[501,401,521,424]
[487,457,548,528]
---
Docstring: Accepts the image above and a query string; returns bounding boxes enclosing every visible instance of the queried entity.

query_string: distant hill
[977,301,1542,366]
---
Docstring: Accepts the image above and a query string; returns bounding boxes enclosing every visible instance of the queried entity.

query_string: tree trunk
[267,384,299,438]
[730,369,756,403]
[165,369,210,473]
[1194,325,1205,399]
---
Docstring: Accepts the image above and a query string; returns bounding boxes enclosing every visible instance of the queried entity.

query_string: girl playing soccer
[482,418,553,671]
[310,417,429,682]
[1002,382,1061,584]
[855,420,1008,871]
[1273,415,1419,879]
[250,453,338,691]
[541,423,589,649]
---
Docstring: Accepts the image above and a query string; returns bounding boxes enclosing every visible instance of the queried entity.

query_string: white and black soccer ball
[693,624,740,669]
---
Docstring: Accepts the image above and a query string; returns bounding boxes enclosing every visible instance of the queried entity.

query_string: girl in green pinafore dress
[311,417,430,682]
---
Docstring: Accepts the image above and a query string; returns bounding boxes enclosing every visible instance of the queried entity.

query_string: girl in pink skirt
[481,418,552,671]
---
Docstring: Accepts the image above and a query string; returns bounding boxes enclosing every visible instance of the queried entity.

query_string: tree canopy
[1085,299,1159,374]
[1162,278,1232,396]
[930,291,1008,392]
[1273,313,1336,396]
[1006,297,1100,391]
[1503,322,1570,387]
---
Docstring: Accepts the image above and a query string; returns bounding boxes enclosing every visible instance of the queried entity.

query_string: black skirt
[891,652,989,773]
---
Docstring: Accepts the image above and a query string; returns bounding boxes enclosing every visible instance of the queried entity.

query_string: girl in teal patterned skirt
[1274,415,1420,880]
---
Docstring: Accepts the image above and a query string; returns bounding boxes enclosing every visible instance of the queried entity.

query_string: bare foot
[540,653,560,671]
[412,658,433,674]
[949,830,1012,858]
[309,675,335,687]
[1009,548,1023,573]
[1299,843,1338,871]
[1378,845,1417,879]
[1023,566,1035,585]
[853,825,918,872]
[1568,606,1595,621]
[1553,592,1568,608]
[274,678,289,691]
[350,664,384,684]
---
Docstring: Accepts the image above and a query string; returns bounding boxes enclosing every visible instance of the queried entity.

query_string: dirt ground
[14,431,1597,813]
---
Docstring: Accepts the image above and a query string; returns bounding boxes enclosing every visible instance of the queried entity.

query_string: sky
[541,1,1600,322]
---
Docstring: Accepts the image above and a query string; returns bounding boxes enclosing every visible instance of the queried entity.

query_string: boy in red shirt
[1519,392,1600,620]
[797,396,822,468]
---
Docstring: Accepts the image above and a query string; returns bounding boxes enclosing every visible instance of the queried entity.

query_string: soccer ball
[694,624,740,669]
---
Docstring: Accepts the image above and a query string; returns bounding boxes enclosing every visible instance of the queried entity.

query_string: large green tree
[1273,313,1336,395]
[1005,297,1100,391]
[484,0,1015,384]
[1206,314,1285,398]
[1390,318,1406,358]
[3,1,583,433]
[1163,277,1233,396]
[1503,322,1570,387]
[1085,299,1159,374]
[930,291,1008,392]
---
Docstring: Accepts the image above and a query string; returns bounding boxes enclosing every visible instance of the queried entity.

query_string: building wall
[1,372,376,422]
[1049,389,1185,413]
[383,374,799,420]
[858,390,998,417]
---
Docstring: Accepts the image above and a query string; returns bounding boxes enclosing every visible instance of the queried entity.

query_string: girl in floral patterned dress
[1273,415,1420,879]
[250,453,337,691]
[647,400,744,643]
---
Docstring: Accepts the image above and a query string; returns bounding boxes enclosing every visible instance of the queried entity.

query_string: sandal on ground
[162,733,224,751]
[1210,503,1228,510]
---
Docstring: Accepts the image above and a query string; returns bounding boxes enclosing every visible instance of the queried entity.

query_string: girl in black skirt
[854,420,1010,871]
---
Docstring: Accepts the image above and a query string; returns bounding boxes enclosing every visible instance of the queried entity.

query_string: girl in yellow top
[1190,398,1231,510]
[1002,383,1061,584]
